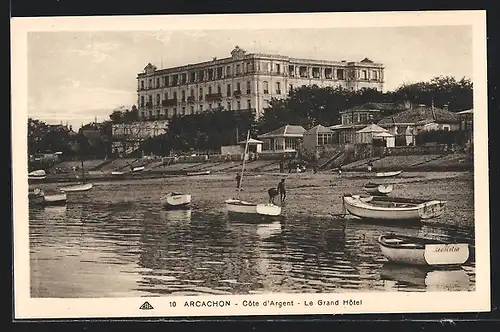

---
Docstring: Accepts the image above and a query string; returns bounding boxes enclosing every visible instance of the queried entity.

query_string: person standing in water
[277,178,286,203]
[235,172,242,190]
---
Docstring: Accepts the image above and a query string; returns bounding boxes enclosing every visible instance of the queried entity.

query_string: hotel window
[325,68,333,79]
[236,64,241,74]
[227,84,231,96]
[312,67,320,78]
[247,62,253,72]
[263,81,269,94]
[247,99,251,109]
[362,70,368,80]
[337,69,345,80]
[208,69,214,80]
[209,103,212,110]
[148,79,152,88]
[198,70,205,81]
[227,102,231,110]
[181,90,186,102]
[237,101,241,110]
[246,81,251,94]
[199,87,203,101]
[157,78,160,87]
[208,86,212,94]
[236,82,241,92]
[372,70,378,80]
[359,113,368,122]
[141,81,144,89]
[190,106,194,114]
[140,96,145,107]
[217,85,221,94]
[190,89,194,97]
[285,138,299,150]
[148,95,153,103]
[156,94,160,105]
[182,107,186,115]
[165,76,170,87]
[173,91,177,100]
[263,139,271,151]
[299,66,307,78]
[226,66,231,76]
[217,67,223,79]
[200,105,204,112]
[172,75,178,85]
[276,64,280,73]
[288,65,295,77]
[173,107,177,116]
[276,82,281,95]
[190,72,196,83]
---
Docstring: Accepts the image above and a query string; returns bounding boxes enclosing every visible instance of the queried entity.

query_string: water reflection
[380,263,471,292]
[29,180,476,297]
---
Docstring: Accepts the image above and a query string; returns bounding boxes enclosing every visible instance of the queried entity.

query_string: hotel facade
[136,46,385,120]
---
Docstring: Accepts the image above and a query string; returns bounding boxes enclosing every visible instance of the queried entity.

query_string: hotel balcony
[233,90,242,98]
[146,102,153,109]
[162,99,178,107]
[187,96,196,103]
[205,93,223,101]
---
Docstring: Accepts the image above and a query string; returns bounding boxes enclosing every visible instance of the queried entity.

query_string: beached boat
[29,188,67,206]
[59,182,93,192]
[132,166,145,172]
[362,182,393,195]
[162,192,192,209]
[376,170,402,178]
[111,171,124,176]
[28,169,46,180]
[225,130,281,217]
[342,194,446,221]
[186,170,211,176]
[377,234,470,266]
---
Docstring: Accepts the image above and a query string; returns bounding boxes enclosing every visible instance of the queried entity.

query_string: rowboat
[28,169,46,180]
[362,182,393,195]
[225,199,282,217]
[162,192,192,209]
[186,170,211,176]
[132,166,145,172]
[111,171,124,176]
[59,182,93,192]
[342,194,446,220]
[29,188,67,206]
[376,170,402,178]
[377,234,470,266]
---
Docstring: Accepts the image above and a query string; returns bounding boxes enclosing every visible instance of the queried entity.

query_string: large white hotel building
[136,46,385,120]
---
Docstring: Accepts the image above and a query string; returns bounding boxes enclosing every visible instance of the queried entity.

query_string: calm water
[29,178,476,298]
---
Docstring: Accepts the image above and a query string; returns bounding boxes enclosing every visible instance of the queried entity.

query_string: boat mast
[238,130,251,198]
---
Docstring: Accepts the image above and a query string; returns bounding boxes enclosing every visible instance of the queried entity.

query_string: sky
[27,26,473,130]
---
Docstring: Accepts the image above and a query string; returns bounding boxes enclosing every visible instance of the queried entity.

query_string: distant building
[258,125,306,153]
[111,120,169,141]
[302,124,335,152]
[137,46,385,120]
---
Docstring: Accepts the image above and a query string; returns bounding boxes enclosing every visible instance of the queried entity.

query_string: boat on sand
[28,169,46,181]
[376,170,402,178]
[342,194,446,221]
[362,182,393,195]
[29,188,67,206]
[377,233,470,266]
[59,182,93,192]
[186,170,211,176]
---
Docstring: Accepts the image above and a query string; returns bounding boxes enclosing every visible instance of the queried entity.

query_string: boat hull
[343,195,445,221]
[186,171,211,176]
[376,171,402,178]
[111,171,124,176]
[225,199,281,217]
[59,183,93,192]
[163,194,191,210]
[29,192,67,206]
[377,235,470,266]
[362,183,393,195]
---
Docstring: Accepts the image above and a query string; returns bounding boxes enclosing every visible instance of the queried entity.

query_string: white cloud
[70,41,119,63]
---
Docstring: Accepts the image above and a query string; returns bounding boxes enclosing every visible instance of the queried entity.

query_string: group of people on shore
[235,172,286,206]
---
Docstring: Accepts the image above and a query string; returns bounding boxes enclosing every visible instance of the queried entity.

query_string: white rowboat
[29,188,67,206]
[162,192,192,209]
[59,182,93,192]
[376,170,402,178]
[111,171,124,176]
[377,234,470,266]
[362,182,393,195]
[225,199,281,217]
[343,194,446,220]
[186,170,211,176]
[132,166,145,172]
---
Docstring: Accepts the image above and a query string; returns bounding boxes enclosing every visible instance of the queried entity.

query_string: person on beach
[267,187,278,204]
[235,172,242,190]
[367,160,373,172]
[338,164,342,175]
[279,161,284,173]
[288,161,292,173]
[312,163,317,174]
[277,179,286,203]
